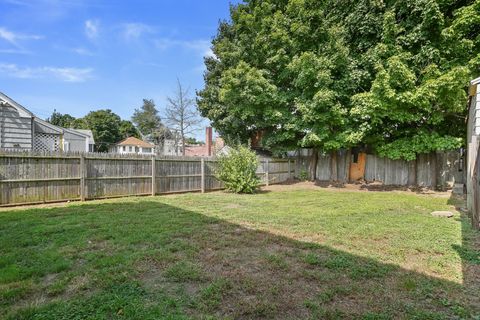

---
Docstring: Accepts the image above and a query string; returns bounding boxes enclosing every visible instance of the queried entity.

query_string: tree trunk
[181,127,185,156]
[330,151,338,182]
[411,154,418,186]
[345,149,351,182]
[310,149,318,181]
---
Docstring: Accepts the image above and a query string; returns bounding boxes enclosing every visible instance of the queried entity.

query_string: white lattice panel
[34,133,60,151]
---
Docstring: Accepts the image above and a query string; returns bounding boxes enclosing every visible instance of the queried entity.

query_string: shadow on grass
[0,199,478,319]
[448,193,480,320]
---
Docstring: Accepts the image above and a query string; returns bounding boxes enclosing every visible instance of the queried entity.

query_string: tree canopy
[46,109,75,128]
[46,109,140,152]
[197,0,480,160]
[131,99,170,145]
[119,120,141,139]
[77,109,123,152]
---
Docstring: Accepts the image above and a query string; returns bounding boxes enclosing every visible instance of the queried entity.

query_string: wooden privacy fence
[294,149,464,188]
[0,152,295,206]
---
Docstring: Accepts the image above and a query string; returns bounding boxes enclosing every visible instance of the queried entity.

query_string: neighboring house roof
[116,136,154,148]
[1,91,95,147]
[184,144,209,157]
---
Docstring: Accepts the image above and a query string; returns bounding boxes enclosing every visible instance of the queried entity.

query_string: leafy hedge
[216,146,260,194]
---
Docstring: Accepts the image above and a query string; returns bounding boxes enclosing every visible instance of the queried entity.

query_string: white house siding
[111,145,154,155]
[467,78,480,212]
[0,104,33,150]
[63,130,87,152]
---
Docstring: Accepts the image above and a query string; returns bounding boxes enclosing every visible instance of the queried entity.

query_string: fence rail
[294,149,464,188]
[0,151,295,206]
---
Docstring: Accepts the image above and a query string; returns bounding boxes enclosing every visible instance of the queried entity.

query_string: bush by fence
[216,146,260,194]
[0,151,295,206]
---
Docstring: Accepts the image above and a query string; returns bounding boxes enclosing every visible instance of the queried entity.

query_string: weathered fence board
[296,149,464,188]
[0,152,294,206]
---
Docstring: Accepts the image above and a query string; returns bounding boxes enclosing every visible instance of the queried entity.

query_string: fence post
[201,158,205,193]
[80,154,85,201]
[265,159,269,186]
[151,156,156,196]
[288,159,291,180]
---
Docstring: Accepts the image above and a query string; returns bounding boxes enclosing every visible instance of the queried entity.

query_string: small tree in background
[132,99,172,145]
[46,109,76,128]
[132,99,162,136]
[216,145,260,194]
[165,79,202,156]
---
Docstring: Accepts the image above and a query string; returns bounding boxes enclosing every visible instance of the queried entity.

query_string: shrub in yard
[299,169,309,181]
[216,145,260,193]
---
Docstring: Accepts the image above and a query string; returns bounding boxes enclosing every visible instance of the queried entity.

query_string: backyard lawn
[0,184,479,319]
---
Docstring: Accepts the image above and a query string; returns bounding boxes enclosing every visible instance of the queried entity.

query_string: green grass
[0,185,479,319]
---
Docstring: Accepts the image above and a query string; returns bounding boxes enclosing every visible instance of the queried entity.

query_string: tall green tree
[132,99,161,135]
[119,120,141,139]
[198,0,480,163]
[46,110,76,128]
[79,109,123,152]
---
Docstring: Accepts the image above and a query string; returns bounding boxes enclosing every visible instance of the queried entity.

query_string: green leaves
[216,146,260,194]
[198,0,477,160]
[81,110,123,152]
[219,61,278,123]
[377,133,463,161]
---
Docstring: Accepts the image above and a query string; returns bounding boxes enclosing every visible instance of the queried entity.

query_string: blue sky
[0,0,236,138]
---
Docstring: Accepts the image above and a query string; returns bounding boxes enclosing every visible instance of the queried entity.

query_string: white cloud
[0,63,93,82]
[85,19,99,40]
[0,28,17,44]
[121,23,154,40]
[0,27,42,47]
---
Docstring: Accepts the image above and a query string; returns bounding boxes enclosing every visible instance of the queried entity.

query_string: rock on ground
[430,211,454,218]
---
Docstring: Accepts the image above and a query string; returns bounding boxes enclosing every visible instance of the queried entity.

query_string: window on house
[129,146,132,152]
[135,146,139,153]
[143,148,152,153]
[122,146,126,152]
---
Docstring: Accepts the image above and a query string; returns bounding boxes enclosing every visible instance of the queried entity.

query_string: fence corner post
[80,153,85,201]
[265,159,269,186]
[201,158,205,193]
[151,156,156,196]
[288,159,291,180]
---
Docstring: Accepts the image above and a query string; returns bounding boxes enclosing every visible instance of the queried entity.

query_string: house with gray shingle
[0,91,94,152]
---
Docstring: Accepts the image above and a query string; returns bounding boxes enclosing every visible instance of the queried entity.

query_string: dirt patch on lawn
[262,181,453,198]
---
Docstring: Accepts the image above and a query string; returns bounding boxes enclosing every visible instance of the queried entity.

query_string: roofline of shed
[34,117,64,134]
[0,91,34,118]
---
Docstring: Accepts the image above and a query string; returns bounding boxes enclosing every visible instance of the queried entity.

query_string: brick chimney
[206,127,213,156]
